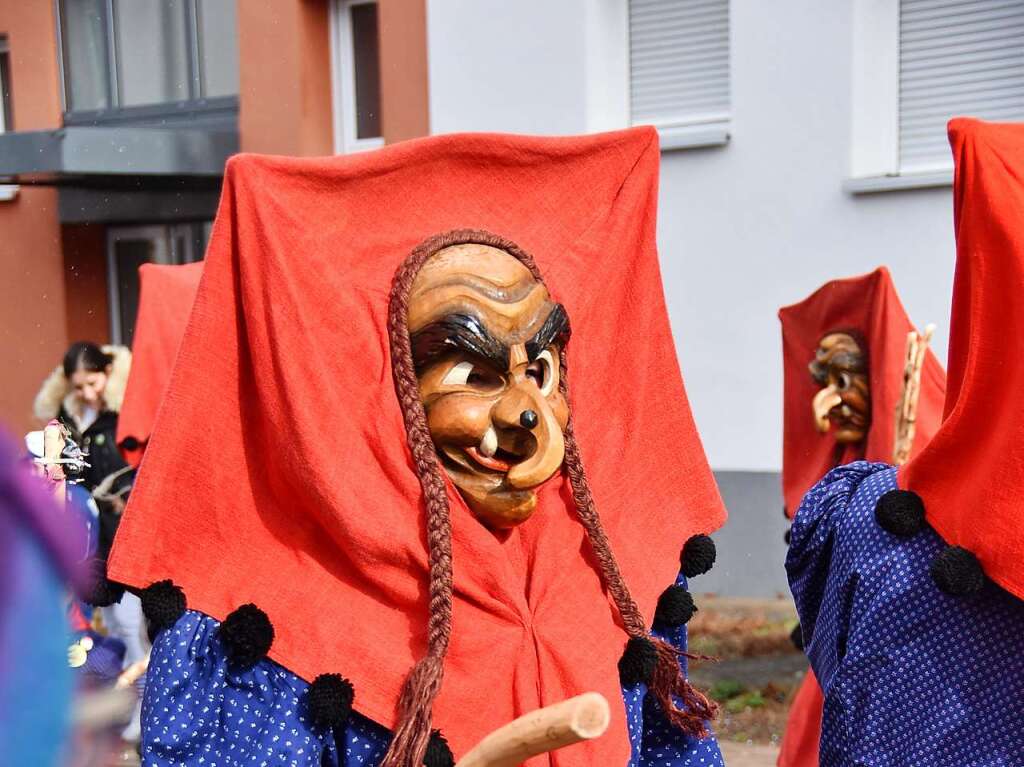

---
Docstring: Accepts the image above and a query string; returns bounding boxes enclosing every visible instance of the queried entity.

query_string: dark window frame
[0,36,12,131]
[56,0,237,121]
[106,220,210,345]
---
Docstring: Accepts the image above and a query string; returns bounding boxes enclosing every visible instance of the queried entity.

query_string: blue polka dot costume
[141,572,722,767]
[787,462,1024,766]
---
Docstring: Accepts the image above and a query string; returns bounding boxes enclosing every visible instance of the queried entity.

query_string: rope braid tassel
[562,422,718,738]
[383,232,464,767]
[383,230,716,765]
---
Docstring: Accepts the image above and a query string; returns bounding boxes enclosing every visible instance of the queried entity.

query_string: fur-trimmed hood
[33,345,132,424]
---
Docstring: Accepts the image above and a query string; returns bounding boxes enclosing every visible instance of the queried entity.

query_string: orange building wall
[0,1,67,433]
[379,0,429,144]
[237,0,429,155]
[238,0,335,156]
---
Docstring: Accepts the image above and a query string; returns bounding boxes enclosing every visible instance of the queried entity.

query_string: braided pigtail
[384,230,715,765]
[383,233,465,766]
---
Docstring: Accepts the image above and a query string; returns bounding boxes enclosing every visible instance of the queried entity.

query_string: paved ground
[720,740,781,766]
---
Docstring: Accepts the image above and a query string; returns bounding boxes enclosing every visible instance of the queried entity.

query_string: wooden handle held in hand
[454,692,610,767]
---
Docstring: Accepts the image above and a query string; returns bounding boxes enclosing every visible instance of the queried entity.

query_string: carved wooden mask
[408,243,570,528]
[809,331,871,444]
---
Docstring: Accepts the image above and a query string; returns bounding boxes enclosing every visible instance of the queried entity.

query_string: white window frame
[625,0,732,152]
[329,0,384,154]
[0,37,17,202]
[846,0,953,194]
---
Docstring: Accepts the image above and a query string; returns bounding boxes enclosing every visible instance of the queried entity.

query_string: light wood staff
[893,323,936,466]
[455,692,610,767]
[116,653,151,690]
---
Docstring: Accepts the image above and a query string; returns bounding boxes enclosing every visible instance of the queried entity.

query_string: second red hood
[779,267,946,516]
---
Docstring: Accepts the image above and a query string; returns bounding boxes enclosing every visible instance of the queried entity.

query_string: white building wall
[426,0,955,473]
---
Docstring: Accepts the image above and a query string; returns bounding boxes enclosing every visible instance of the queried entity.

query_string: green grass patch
[709,678,745,702]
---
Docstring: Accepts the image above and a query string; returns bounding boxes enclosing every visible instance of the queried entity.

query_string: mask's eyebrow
[525,304,571,360]
[411,314,510,373]
[827,351,867,373]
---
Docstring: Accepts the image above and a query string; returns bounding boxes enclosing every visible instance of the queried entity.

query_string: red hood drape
[779,267,945,517]
[107,128,727,764]
[901,118,1024,601]
[116,261,204,466]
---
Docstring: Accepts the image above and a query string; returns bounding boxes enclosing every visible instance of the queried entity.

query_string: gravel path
[720,740,781,766]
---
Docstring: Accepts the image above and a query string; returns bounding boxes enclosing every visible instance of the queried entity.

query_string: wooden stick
[893,324,935,465]
[454,692,610,767]
[116,653,150,690]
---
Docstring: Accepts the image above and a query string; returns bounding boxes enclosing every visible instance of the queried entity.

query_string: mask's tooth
[480,426,498,458]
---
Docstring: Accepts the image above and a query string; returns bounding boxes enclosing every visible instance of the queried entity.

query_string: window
[899,0,1024,173]
[331,0,383,152]
[628,0,731,150]
[0,37,17,201]
[60,0,110,112]
[196,0,239,98]
[58,0,239,115]
[849,0,1024,191]
[0,36,11,131]
[114,0,190,107]
[107,223,208,345]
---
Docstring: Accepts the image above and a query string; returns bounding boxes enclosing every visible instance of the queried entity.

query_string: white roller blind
[629,0,730,126]
[899,0,1024,172]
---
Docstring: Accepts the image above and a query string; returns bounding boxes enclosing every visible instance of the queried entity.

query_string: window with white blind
[628,0,731,150]
[899,0,1024,173]
[849,0,1024,192]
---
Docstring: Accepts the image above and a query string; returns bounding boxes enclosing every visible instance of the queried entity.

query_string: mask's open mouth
[446,430,538,477]
[829,404,866,428]
[464,445,515,472]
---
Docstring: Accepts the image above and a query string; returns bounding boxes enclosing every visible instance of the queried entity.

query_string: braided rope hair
[384,229,716,767]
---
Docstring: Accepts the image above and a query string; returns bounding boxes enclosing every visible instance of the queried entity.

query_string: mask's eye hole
[441,360,503,391]
[526,349,557,396]
[836,372,852,391]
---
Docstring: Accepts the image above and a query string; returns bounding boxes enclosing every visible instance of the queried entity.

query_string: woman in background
[34,340,148,745]
[34,341,133,558]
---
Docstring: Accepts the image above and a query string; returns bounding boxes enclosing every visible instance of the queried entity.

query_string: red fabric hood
[779,268,945,516]
[108,128,727,764]
[116,261,203,466]
[901,118,1024,601]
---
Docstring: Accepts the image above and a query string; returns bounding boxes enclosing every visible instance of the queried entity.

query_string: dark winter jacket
[33,345,135,556]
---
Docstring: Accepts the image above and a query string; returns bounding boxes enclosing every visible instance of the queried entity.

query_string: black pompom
[618,636,658,687]
[218,603,275,667]
[141,580,186,640]
[790,622,805,652]
[307,673,354,728]
[875,490,926,537]
[654,585,696,627]
[81,558,125,607]
[931,546,985,597]
[424,730,455,767]
[680,534,716,578]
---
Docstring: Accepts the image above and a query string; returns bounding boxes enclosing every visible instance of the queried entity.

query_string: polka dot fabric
[141,573,722,766]
[787,461,1024,766]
